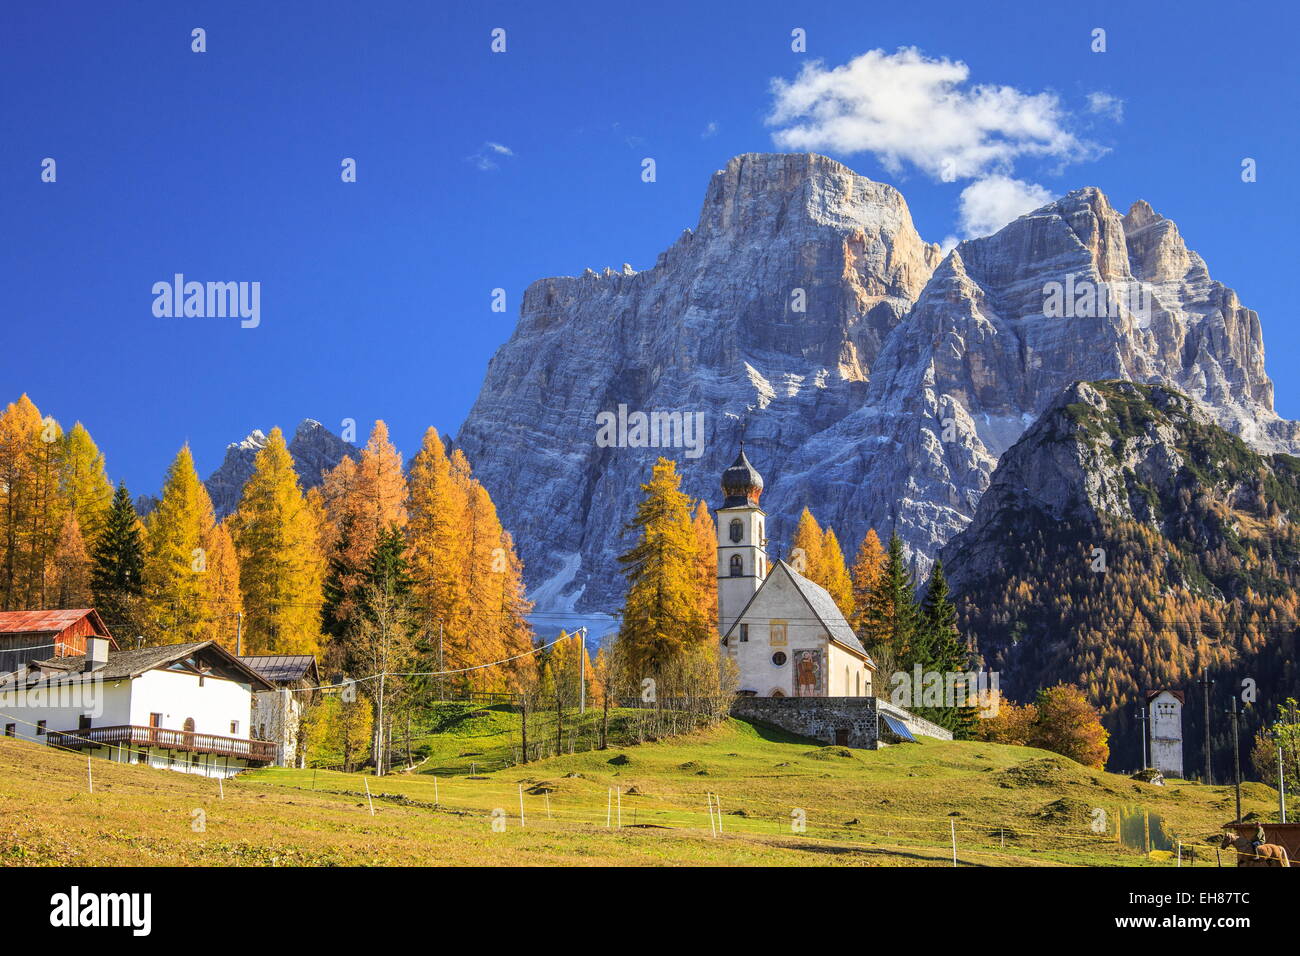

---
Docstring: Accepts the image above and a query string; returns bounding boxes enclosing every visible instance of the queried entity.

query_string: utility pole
[520,695,528,765]
[1274,728,1287,823]
[1134,701,1148,771]
[1197,669,1215,784]
[235,611,242,656]
[438,619,444,702]
[578,628,587,715]
[376,669,386,777]
[1225,697,1242,823]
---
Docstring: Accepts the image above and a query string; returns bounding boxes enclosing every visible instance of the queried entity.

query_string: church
[715,447,876,699]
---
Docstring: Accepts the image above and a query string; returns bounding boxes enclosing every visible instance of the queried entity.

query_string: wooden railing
[46,725,277,763]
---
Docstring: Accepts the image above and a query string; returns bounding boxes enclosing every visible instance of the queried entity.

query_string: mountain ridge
[450,152,1297,615]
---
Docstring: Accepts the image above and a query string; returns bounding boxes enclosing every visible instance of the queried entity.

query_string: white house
[1147,689,1184,778]
[715,447,875,698]
[239,654,320,768]
[0,637,277,778]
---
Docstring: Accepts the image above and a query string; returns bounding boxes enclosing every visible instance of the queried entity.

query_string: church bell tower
[715,445,767,638]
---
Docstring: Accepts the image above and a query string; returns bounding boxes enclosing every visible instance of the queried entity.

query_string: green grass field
[0,707,1281,866]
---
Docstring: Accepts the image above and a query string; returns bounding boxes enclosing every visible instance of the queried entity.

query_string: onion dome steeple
[721,447,764,508]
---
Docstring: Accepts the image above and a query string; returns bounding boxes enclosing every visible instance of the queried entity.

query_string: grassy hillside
[0,709,1280,866]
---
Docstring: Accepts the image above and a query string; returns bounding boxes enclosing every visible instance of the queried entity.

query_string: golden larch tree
[60,422,114,549]
[789,507,825,583]
[691,499,718,632]
[820,526,855,622]
[50,513,93,609]
[143,444,220,643]
[229,427,324,654]
[847,528,889,632]
[614,457,708,676]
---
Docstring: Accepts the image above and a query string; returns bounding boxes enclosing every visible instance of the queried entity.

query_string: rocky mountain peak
[457,152,1297,615]
[204,419,356,517]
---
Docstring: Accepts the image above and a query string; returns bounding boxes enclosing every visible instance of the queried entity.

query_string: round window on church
[772,652,787,666]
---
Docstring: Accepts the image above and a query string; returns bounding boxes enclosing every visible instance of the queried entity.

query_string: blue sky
[2,0,1296,496]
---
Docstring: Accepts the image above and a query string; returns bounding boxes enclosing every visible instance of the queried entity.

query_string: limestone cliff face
[456,154,1295,613]
[205,420,356,517]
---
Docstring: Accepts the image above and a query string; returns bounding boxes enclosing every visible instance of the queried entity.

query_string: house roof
[9,641,275,691]
[722,560,875,666]
[0,608,116,646]
[239,654,319,685]
[1146,689,1185,704]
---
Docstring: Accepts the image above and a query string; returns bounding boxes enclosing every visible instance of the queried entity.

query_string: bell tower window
[729,519,743,543]
[729,554,744,577]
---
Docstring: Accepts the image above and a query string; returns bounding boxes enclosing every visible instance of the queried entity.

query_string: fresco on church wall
[793,648,824,697]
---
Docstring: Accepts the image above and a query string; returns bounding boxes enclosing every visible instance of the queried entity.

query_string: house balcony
[46,724,278,763]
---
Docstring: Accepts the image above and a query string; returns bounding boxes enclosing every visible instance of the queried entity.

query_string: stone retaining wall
[729,696,953,749]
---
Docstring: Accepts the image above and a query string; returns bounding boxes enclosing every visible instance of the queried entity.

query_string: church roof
[720,448,764,508]
[722,560,874,666]
[781,562,872,661]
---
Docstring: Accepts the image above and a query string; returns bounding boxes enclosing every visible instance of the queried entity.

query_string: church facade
[715,448,875,699]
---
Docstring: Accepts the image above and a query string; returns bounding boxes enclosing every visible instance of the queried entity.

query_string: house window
[3,724,13,737]
[78,715,92,730]
[230,720,239,735]
[770,621,788,645]
[36,720,46,735]
[729,519,743,543]
[182,718,195,733]
[149,713,162,728]
[739,624,749,642]
[729,554,743,577]
[772,652,788,666]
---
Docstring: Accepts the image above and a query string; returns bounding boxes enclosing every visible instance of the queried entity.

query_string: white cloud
[766,47,1106,238]
[957,176,1053,237]
[701,121,719,139]
[1086,91,1124,122]
[468,141,514,171]
[768,47,1098,180]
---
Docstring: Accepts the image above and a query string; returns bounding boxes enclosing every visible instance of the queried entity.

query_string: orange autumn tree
[405,430,532,692]
[850,528,886,636]
[820,526,855,622]
[406,427,466,666]
[789,507,825,583]
[971,691,1038,746]
[691,500,717,632]
[1029,684,1110,768]
[319,421,408,642]
[787,507,854,620]
[50,513,93,609]
[0,395,66,610]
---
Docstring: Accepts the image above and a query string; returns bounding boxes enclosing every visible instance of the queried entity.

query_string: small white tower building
[1147,690,1184,779]
[714,447,768,638]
